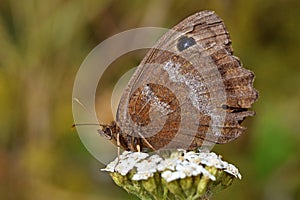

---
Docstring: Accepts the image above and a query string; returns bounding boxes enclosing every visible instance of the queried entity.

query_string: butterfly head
[97,121,119,141]
[97,122,152,152]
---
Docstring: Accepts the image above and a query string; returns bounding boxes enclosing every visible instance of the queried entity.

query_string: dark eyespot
[177,36,196,51]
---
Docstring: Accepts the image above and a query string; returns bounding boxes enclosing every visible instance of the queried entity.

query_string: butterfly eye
[177,36,196,51]
[98,128,112,140]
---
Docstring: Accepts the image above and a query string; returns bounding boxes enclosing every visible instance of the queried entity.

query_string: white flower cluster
[101,150,241,182]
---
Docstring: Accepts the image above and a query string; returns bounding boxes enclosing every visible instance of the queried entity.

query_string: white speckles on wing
[141,85,173,115]
[162,61,210,113]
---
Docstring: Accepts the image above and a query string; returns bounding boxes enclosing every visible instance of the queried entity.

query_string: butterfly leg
[113,133,121,170]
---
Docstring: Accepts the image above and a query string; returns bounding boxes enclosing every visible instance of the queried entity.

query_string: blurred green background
[1,0,300,199]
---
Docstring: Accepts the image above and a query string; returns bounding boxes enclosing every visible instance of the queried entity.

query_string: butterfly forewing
[116,10,258,151]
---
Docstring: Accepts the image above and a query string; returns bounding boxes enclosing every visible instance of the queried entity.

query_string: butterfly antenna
[71,123,108,131]
[73,97,95,115]
[72,98,107,128]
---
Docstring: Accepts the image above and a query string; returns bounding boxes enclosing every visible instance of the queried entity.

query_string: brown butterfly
[98,10,258,152]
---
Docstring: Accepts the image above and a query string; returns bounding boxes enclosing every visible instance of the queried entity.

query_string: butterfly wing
[117,10,258,150]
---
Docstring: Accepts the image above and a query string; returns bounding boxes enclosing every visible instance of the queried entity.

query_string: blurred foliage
[0,0,299,200]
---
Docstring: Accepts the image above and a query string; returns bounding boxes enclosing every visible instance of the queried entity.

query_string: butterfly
[98,10,258,152]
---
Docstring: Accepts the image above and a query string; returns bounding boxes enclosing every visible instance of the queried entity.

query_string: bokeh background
[1,0,300,199]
